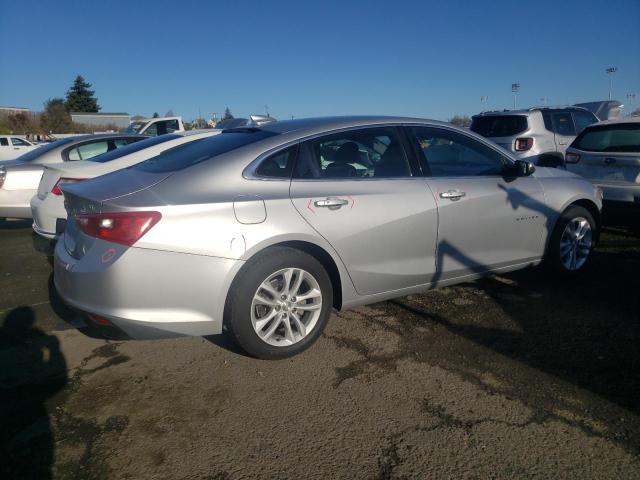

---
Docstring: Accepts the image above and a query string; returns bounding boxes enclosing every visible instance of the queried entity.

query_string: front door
[407,126,547,283]
[289,126,438,296]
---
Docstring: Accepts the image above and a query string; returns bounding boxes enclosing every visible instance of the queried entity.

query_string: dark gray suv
[471,107,599,167]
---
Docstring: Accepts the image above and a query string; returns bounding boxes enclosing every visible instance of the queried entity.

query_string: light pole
[480,96,489,111]
[512,83,520,109]
[627,93,637,115]
[606,67,618,100]
[540,97,549,106]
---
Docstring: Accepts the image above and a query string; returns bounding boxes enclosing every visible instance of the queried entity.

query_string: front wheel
[545,205,597,275]
[225,247,333,359]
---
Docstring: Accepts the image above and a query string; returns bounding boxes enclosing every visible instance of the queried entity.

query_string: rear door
[551,112,576,156]
[407,126,546,283]
[289,126,439,295]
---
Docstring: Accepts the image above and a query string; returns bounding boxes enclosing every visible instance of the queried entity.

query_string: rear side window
[89,135,178,163]
[67,141,110,161]
[294,127,411,179]
[573,124,640,153]
[0,138,8,146]
[11,137,30,146]
[470,116,528,137]
[133,130,278,173]
[255,145,297,178]
[553,113,576,136]
[573,111,598,133]
[15,137,74,162]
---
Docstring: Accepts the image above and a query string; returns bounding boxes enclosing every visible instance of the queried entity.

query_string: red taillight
[75,211,162,246]
[515,137,534,151]
[565,152,581,164]
[87,314,112,326]
[51,177,86,195]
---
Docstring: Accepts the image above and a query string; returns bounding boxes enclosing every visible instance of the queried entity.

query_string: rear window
[470,115,528,137]
[132,129,278,173]
[89,135,178,163]
[573,123,640,153]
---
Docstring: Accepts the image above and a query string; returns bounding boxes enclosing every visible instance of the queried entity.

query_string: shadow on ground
[0,306,68,480]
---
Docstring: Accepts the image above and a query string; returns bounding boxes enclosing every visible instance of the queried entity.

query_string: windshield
[470,115,528,137]
[122,121,146,134]
[133,130,278,173]
[13,137,75,162]
[89,134,180,163]
[573,123,640,153]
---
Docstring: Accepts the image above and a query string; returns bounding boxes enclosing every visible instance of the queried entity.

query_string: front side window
[255,145,297,178]
[294,127,411,179]
[411,127,507,177]
[573,123,640,153]
[553,113,576,136]
[144,123,158,136]
[573,111,598,133]
[67,141,110,161]
[11,137,30,146]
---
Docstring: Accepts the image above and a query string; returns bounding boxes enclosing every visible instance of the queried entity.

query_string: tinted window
[542,112,554,131]
[0,138,8,146]
[573,123,640,153]
[15,137,74,162]
[553,113,576,136]
[470,115,528,137]
[133,130,278,173]
[411,127,506,177]
[89,135,177,163]
[294,127,410,179]
[573,111,598,133]
[256,145,297,178]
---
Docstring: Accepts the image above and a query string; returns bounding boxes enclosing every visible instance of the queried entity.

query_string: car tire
[545,205,597,275]
[225,246,333,359]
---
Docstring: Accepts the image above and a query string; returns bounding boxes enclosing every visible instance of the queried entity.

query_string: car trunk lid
[569,151,640,185]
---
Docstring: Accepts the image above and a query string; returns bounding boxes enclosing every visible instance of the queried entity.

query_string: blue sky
[1,0,638,121]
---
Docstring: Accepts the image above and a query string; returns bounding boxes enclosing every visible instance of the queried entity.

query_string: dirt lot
[1,219,639,479]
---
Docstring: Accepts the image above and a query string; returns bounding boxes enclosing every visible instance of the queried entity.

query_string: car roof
[474,106,590,117]
[256,115,451,136]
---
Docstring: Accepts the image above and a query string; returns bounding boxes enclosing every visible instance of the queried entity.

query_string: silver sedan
[53,116,602,358]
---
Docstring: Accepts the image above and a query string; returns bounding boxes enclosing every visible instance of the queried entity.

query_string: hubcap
[251,268,322,346]
[559,216,592,271]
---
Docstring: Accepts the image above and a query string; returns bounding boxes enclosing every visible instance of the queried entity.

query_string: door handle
[314,197,349,209]
[603,157,616,165]
[439,190,466,201]
[558,141,567,146]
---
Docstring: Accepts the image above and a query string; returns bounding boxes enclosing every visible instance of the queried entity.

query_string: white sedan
[0,135,40,162]
[31,130,221,238]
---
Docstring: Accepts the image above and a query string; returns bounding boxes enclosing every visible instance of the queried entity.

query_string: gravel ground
[1,219,639,479]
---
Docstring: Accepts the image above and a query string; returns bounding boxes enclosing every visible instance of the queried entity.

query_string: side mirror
[512,159,535,177]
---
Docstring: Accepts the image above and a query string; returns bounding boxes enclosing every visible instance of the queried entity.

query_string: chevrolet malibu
[54,116,602,359]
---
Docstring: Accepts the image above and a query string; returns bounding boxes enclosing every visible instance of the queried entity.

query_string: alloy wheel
[559,216,592,271]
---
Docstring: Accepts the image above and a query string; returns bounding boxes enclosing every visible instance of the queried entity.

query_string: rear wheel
[545,205,596,275]
[225,247,333,359]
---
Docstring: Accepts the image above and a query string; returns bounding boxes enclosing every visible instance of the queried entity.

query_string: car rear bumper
[0,188,34,218]
[594,183,640,205]
[53,237,240,339]
[30,193,65,238]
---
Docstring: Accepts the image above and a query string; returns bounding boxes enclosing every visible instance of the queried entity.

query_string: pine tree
[65,75,101,112]
[223,107,234,120]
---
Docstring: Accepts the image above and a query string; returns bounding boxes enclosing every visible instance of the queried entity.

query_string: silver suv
[471,107,598,167]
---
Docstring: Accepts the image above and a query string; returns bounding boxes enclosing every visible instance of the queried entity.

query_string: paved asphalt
[1,219,639,479]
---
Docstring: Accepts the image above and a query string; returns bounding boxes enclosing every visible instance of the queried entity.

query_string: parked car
[31,130,221,238]
[470,107,599,167]
[565,117,640,217]
[0,134,145,219]
[122,116,185,136]
[54,116,601,359]
[0,135,40,162]
[573,100,624,121]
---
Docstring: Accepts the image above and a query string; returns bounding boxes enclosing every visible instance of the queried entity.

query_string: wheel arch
[568,198,601,243]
